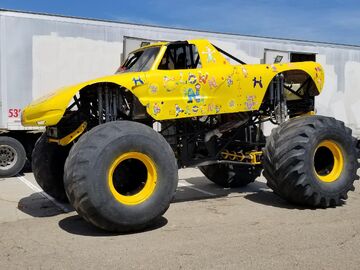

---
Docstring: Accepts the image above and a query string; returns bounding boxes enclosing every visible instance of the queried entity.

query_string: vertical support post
[97,85,103,124]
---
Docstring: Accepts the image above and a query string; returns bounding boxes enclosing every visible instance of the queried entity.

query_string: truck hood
[21,72,146,126]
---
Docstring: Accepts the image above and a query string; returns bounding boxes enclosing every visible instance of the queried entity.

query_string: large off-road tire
[199,164,262,188]
[0,136,26,177]
[32,133,71,202]
[64,121,178,232]
[263,115,359,208]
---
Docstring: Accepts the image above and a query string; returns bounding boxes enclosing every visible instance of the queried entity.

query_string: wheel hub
[313,140,344,183]
[108,152,157,205]
[0,145,18,169]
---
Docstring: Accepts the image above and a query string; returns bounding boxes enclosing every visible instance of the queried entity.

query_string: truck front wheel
[64,121,178,232]
[32,133,71,202]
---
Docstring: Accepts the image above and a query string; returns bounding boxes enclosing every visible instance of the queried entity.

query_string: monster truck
[22,39,359,232]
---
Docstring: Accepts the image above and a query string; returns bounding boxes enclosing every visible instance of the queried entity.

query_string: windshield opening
[117,46,160,73]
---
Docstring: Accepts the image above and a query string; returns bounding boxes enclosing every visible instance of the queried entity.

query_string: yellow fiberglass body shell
[22,39,324,126]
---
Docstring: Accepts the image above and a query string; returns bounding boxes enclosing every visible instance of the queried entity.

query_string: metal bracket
[48,122,87,146]
[221,150,262,165]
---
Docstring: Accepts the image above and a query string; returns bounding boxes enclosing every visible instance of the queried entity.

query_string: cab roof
[130,39,207,54]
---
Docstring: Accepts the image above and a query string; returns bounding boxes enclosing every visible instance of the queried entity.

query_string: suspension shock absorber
[275,73,287,124]
[97,85,103,124]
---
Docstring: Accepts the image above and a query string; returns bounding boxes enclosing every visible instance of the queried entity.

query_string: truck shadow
[58,215,168,236]
[17,176,308,220]
[17,175,321,236]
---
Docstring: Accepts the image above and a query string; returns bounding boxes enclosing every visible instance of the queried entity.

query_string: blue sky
[1,0,360,45]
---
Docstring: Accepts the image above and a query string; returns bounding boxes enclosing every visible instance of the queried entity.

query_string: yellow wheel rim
[108,152,157,205]
[313,140,344,183]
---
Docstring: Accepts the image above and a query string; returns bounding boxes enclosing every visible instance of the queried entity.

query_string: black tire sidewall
[32,133,70,202]
[0,136,26,177]
[305,126,356,195]
[71,123,178,228]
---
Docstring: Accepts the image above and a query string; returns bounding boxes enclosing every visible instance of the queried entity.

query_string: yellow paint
[22,39,325,127]
[314,140,344,183]
[48,122,87,146]
[248,151,263,165]
[108,152,157,205]
[221,150,262,164]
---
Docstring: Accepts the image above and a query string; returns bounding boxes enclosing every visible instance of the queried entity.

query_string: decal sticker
[229,100,235,108]
[178,72,187,85]
[163,76,176,92]
[153,103,161,115]
[270,64,278,72]
[208,103,215,113]
[208,76,217,89]
[245,95,257,110]
[8,108,21,118]
[215,105,221,113]
[226,76,233,87]
[253,76,263,88]
[149,84,158,94]
[199,73,208,84]
[192,105,199,113]
[175,104,183,117]
[133,76,144,86]
[207,103,221,113]
[315,66,323,85]
[188,73,197,84]
[202,46,216,63]
[195,83,201,91]
[201,104,207,114]
[185,88,202,103]
[315,66,322,73]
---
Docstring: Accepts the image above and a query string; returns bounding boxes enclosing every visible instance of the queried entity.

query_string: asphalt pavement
[0,168,360,269]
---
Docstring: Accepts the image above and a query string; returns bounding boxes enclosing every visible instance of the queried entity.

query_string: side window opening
[290,52,316,62]
[158,44,201,70]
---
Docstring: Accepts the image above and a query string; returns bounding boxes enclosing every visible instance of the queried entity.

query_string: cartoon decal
[153,103,161,115]
[202,46,216,63]
[149,84,158,94]
[163,76,176,92]
[315,66,323,85]
[188,73,197,84]
[228,99,235,108]
[245,95,257,110]
[175,104,184,117]
[270,64,278,72]
[178,72,187,85]
[253,77,263,88]
[133,76,144,86]
[185,88,202,103]
[215,105,221,113]
[199,73,208,84]
[207,103,221,113]
[208,77,217,89]
[226,76,233,87]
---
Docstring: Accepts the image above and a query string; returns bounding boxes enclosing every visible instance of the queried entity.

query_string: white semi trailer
[1,9,360,177]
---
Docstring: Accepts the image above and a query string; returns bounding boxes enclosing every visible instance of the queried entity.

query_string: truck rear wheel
[64,121,178,232]
[0,136,26,177]
[32,133,71,202]
[263,115,359,208]
[199,164,261,188]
